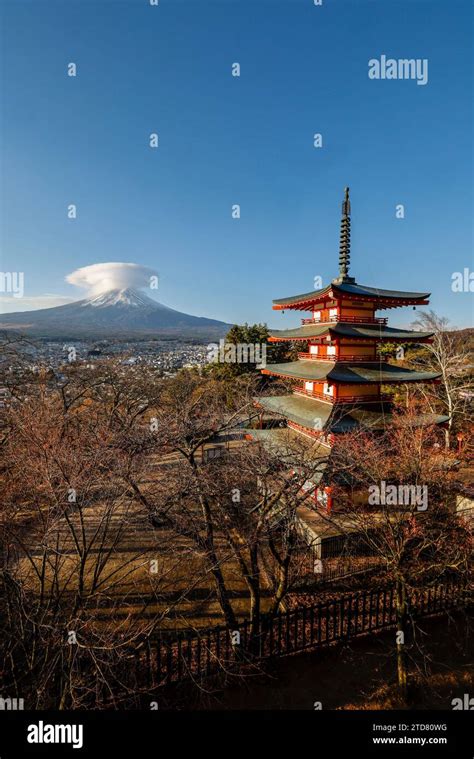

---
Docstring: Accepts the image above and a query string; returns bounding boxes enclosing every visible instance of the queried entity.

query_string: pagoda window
[323,382,334,396]
[305,381,314,393]
[310,345,319,355]
[327,345,336,356]
[329,307,338,321]
[313,310,321,322]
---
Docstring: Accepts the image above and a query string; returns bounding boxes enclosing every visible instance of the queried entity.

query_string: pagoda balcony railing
[294,388,334,402]
[294,388,392,404]
[298,352,377,362]
[301,315,388,325]
[337,393,392,404]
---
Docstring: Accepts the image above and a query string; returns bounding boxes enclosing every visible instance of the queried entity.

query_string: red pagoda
[255,188,447,454]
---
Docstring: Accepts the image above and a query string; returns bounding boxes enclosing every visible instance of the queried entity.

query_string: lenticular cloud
[66,262,159,295]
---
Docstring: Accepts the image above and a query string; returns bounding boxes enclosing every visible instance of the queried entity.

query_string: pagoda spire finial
[333,186,355,284]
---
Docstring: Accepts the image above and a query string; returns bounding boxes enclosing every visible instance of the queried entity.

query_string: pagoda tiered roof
[256,394,334,431]
[268,323,434,342]
[272,281,431,311]
[261,360,441,384]
[256,394,448,435]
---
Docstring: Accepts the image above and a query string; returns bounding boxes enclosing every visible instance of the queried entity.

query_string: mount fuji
[0,288,232,339]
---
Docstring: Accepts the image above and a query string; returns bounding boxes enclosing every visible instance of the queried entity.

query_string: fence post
[353,595,359,634]
[187,634,193,676]
[375,588,380,628]
[346,596,352,640]
[389,586,394,624]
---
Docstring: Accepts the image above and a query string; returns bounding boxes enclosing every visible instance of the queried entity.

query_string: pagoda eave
[272,281,431,312]
[262,361,442,385]
[254,395,449,437]
[273,297,430,311]
[262,368,441,385]
[269,335,433,343]
[268,328,434,343]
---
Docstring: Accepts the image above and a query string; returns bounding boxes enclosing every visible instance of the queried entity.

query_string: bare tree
[0,366,208,708]
[411,311,473,448]
[325,405,472,700]
[126,370,329,640]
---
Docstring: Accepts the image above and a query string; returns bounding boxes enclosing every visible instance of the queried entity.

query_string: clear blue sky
[1,0,473,329]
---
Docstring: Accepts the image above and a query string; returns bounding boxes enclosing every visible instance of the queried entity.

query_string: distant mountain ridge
[0,288,232,339]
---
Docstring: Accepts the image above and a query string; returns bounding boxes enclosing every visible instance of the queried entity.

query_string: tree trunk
[444,426,450,450]
[197,492,238,630]
[444,384,454,450]
[203,535,239,630]
[248,544,261,637]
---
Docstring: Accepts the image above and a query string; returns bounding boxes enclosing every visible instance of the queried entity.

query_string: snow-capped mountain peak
[83,288,160,309]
